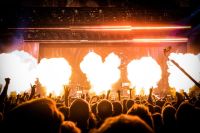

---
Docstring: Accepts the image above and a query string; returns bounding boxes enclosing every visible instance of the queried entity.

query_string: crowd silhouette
[0,77,200,133]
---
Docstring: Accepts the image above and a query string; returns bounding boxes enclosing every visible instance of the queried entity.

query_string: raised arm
[29,84,36,100]
[148,88,153,104]
[64,85,71,107]
[106,90,111,100]
[175,92,184,107]
[183,91,190,100]
[0,78,10,102]
[117,90,121,101]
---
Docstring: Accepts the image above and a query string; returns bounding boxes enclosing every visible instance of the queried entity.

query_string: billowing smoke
[37,58,72,96]
[127,57,162,95]
[168,53,200,92]
[80,52,121,95]
[0,50,72,96]
[0,50,37,94]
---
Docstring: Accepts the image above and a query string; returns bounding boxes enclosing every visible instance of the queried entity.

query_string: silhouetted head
[126,99,134,111]
[69,98,90,132]
[97,99,113,120]
[162,105,176,126]
[61,121,81,133]
[112,101,122,116]
[3,98,64,133]
[155,100,164,108]
[154,105,161,114]
[95,114,154,133]
[127,104,154,128]
[163,102,171,107]
[152,113,163,133]
[69,98,90,123]
[176,102,196,132]
[147,104,154,114]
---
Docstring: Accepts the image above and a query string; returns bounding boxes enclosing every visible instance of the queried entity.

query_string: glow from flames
[127,57,162,95]
[37,58,72,96]
[0,50,37,94]
[168,53,200,93]
[80,52,121,95]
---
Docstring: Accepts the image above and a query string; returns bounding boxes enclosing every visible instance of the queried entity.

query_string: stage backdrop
[39,43,187,95]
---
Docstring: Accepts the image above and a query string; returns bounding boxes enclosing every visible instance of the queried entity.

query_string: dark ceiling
[0,0,199,9]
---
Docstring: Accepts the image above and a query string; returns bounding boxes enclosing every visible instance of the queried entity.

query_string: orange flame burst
[80,52,121,95]
[127,56,162,95]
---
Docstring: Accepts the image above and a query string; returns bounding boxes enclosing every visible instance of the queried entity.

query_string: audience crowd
[0,77,200,133]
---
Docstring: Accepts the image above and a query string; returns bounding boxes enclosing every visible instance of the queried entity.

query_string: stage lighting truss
[2,8,192,43]
[16,25,190,43]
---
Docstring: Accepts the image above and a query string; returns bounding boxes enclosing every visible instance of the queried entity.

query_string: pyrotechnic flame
[127,57,162,95]
[37,58,72,96]
[168,53,200,93]
[80,52,121,95]
[0,50,37,94]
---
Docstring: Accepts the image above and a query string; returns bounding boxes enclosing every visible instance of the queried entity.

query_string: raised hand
[0,78,11,103]
[29,84,36,100]
[64,85,71,98]
[5,78,11,84]
[149,88,153,95]
[148,87,153,104]
[176,92,184,103]
[49,93,52,98]
[64,85,71,107]
[106,90,111,100]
